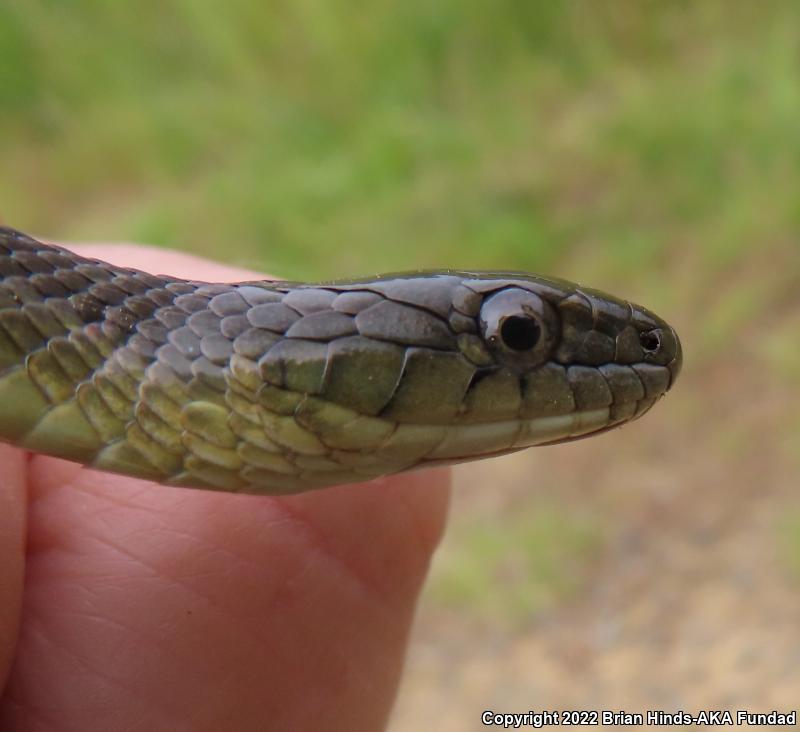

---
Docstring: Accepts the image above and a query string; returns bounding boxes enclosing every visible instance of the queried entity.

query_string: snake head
[445,274,682,444]
[235,271,683,484]
[368,271,683,460]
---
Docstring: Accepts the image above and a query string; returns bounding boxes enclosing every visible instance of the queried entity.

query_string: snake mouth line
[416,384,670,466]
[416,406,622,465]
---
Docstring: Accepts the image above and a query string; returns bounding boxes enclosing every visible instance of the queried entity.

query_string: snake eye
[480,288,559,369]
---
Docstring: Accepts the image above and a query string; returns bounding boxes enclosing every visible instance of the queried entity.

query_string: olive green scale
[0,227,681,494]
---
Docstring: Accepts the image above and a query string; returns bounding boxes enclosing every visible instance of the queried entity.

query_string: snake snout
[624,295,682,390]
[665,327,683,389]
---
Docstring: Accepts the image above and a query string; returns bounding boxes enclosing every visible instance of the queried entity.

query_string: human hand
[0,244,451,731]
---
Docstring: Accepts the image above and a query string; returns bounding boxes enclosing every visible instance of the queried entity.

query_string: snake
[0,226,681,494]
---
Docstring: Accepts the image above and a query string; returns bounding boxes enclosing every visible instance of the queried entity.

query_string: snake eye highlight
[480,288,559,369]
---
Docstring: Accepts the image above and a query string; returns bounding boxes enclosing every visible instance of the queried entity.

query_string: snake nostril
[639,330,661,353]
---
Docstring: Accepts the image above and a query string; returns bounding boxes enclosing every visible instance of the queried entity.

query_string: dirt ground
[390,332,800,730]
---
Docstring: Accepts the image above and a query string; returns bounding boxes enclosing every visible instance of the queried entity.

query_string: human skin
[0,244,452,732]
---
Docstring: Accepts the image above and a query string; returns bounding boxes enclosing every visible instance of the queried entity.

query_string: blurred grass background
[2,0,799,725]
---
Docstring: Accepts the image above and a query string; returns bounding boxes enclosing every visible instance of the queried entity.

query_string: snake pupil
[500,315,540,351]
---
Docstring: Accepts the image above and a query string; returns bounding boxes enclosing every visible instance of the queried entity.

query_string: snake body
[0,226,681,494]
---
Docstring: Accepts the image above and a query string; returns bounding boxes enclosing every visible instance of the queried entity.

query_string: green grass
[430,504,602,625]
[2,1,798,290]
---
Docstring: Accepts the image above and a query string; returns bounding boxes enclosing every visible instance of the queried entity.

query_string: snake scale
[0,226,681,494]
